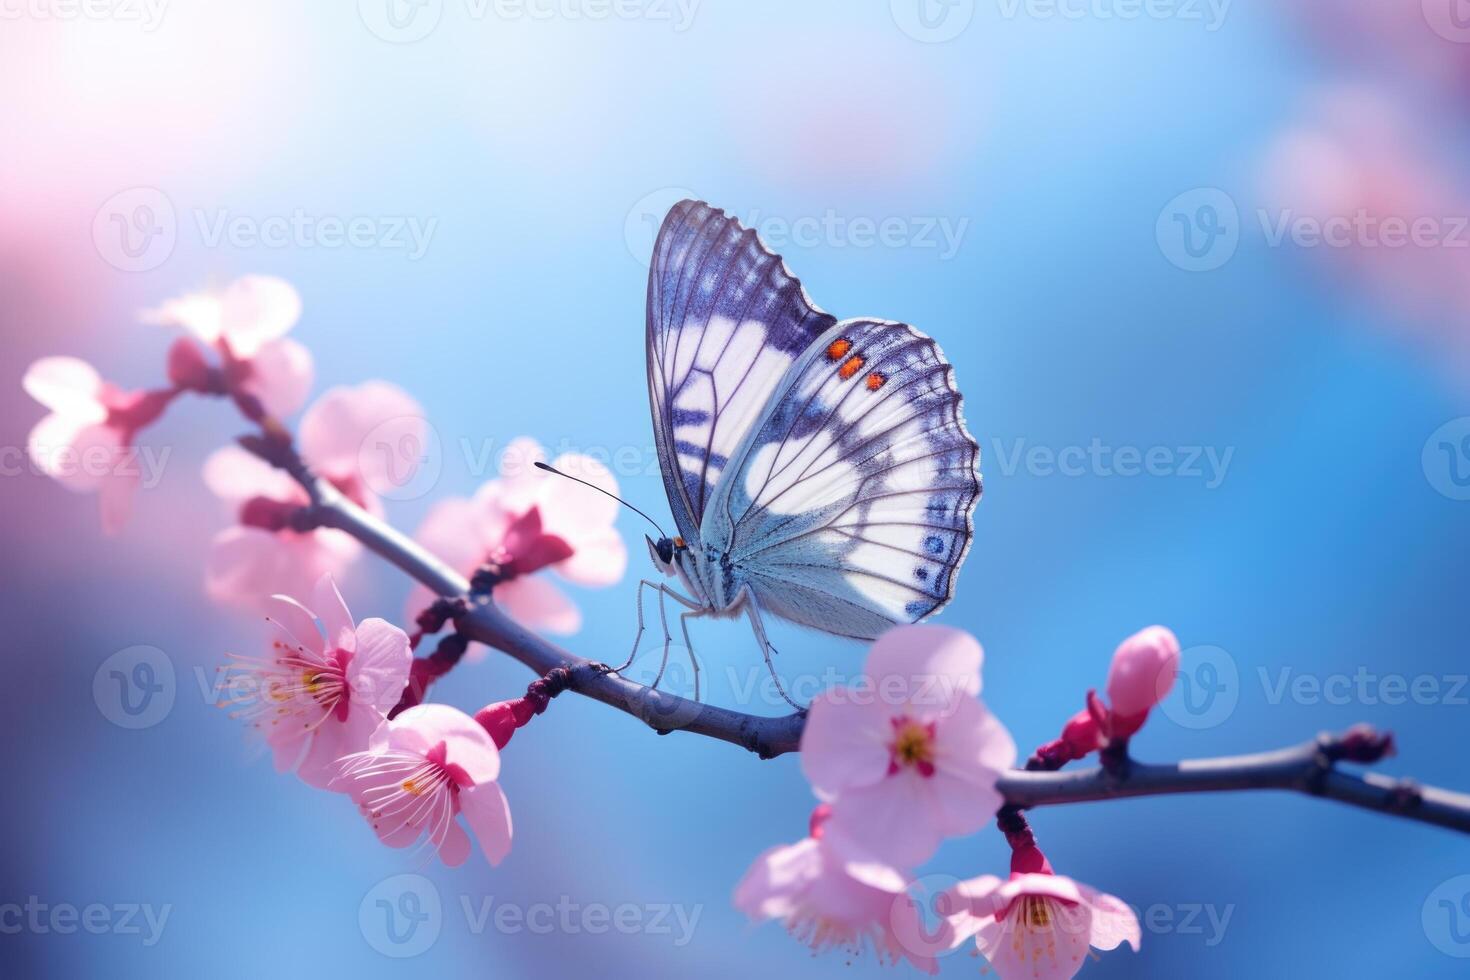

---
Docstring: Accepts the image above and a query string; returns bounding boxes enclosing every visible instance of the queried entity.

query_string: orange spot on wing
[826,338,852,361]
[866,372,887,391]
[839,355,866,380]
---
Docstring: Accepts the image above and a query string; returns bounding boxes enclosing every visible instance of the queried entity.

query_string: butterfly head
[646,534,686,576]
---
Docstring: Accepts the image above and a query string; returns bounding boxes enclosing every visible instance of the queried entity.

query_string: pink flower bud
[1060,707,1102,758]
[1105,626,1181,726]
[476,701,521,749]
[166,337,214,391]
[808,803,832,839]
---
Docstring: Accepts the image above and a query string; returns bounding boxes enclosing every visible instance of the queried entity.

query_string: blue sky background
[3,1,1470,977]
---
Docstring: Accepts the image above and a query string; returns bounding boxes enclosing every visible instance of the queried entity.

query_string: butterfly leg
[678,610,702,702]
[740,591,802,711]
[616,579,664,673]
[648,583,675,691]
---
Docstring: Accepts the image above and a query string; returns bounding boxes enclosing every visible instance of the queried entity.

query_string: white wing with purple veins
[702,316,981,639]
[646,200,836,544]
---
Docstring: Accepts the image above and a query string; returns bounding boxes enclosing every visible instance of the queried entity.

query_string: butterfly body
[633,200,981,699]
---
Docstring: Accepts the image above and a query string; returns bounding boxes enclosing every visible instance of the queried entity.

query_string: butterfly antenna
[533,462,668,538]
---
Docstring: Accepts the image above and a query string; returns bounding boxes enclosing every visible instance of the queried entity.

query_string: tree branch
[1000,733,1470,835]
[246,437,1470,834]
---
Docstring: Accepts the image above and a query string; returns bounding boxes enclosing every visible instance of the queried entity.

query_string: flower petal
[265,591,326,656]
[296,709,385,789]
[460,781,513,866]
[821,776,943,869]
[496,575,581,635]
[298,381,425,480]
[240,337,314,418]
[23,357,106,418]
[553,526,628,586]
[733,838,821,921]
[390,704,500,785]
[437,818,472,867]
[799,691,891,798]
[349,618,413,717]
[202,445,302,504]
[217,275,301,356]
[863,625,983,716]
[28,415,99,490]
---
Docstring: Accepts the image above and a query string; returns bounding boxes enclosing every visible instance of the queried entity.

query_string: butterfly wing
[647,200,837,542]
[703,317,981,639]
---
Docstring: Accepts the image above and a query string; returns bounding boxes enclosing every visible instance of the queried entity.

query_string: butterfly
[627,200,981,706]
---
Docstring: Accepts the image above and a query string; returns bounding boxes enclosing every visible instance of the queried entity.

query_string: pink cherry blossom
[333,703,513,868]
[221,575,411,789]
[734,831,937,973]
[1104,625,1180,729]
[23,356,175,534]
[800,625,1016,869]
[406,437,627,643]
[203,382,425,609]
[143,275,313,417]
[943,872,1140,980]
[1260,87,1470,374]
